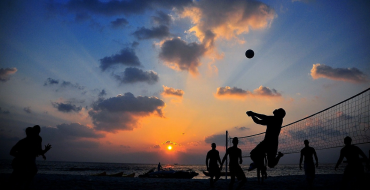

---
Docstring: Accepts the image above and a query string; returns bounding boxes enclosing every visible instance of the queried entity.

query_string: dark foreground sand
[0,173,367,190]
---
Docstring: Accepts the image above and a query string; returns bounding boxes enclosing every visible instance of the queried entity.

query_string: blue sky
[0,0,369,164]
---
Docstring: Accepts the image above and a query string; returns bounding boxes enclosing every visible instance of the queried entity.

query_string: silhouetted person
[158,162,162,171]
[246,108,285,170]
[335,136,368,189]
[299,140,318,189]
[206,143,222,187]
[33,125,46,160]
[10,127,51,189]
[221,137,247,190]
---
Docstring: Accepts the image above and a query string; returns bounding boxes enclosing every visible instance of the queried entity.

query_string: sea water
[0,159,351,179]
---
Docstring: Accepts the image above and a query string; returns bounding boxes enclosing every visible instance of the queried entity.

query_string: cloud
[63,0,192,17]
[120,145,131,148]
[23,107,31,114]
[98,89,106,97]
[114,67,159,84]
[152,10,171,26]
[181,0,275,41]
[0,107,10,115]
[204,134,225,145]
[111,18,128,29]
[161,85,184,97]
[44,78,59,86]
[52,102,82,113]
[292,0,316,3]
[48,123,105,139]
[44,78,85,91]
[153,145,161,149]
[159,37,207,75]
[234,126,250,131]
[215,86,281,99]
[162,140,178,145]
[310,64,368,83]
[0,67,17,82]
[99,48,141,71]
[88,93,165,132]
[133,25,171,40]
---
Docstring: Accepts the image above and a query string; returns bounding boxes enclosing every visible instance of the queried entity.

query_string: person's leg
[229,175,235,190]
[267,149,283,168]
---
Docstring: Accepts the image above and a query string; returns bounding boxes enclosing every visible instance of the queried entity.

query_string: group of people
[206,108,369,190]
[9,125,52,189]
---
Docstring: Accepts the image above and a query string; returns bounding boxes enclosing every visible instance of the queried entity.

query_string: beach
[1,173,367,190]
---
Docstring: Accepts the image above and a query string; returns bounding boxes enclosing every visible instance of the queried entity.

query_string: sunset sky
[1,0,369,164]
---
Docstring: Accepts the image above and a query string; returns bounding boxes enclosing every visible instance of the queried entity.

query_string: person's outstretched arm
[220,151,228,170]
[299,151,303,170]
[313,149,318,167]
[335,149,344,170]
[217,152,222,166]
[41,144,52,155]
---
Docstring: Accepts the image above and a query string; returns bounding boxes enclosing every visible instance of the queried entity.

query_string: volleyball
[245,49,254,59]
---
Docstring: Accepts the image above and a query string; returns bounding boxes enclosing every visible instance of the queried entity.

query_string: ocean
[0,159,348,179]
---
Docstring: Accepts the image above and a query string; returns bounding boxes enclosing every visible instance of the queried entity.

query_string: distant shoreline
[2,173,367,190]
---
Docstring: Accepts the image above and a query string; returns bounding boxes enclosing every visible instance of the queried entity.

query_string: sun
[167,145,172,150]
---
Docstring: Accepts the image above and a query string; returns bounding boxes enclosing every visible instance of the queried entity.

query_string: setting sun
[167,145,172,150]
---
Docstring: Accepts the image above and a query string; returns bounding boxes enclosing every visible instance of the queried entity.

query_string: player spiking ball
[245,49,254,59]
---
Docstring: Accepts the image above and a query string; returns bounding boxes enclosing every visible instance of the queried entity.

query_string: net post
[226,130,228,180]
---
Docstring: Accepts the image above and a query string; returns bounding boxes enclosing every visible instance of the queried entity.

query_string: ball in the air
[245,49,254,59]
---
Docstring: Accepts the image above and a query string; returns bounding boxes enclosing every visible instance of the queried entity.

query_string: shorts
[229,164,246,180]
[208,164,220,177]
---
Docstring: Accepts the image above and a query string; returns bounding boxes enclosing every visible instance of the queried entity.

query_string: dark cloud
[114,67,159,84]
[311,64,368,83]
[133,25,171,40]
[0,67,17,82]
[234,126,250,131]
[162,85,184,97]
[23,107,31,114]
[163,140,178,145]
[153,145,161,149]
[99,48,141,71]
[61,81,85,90]
[152,10,171,26]
[159,38,206,75]
[52,102,82,113]
[44,78,85,92]
[49,123,105,139]
[204,134,225,145]
[98,89,107,97]
[216,86,250,97]
[215,86,281,99]
[131,41,139,48]
[0,107,10,115]
[111,18,128,29]
[44,78,59,86]
[89,93,165,132]
[64,0,193,16]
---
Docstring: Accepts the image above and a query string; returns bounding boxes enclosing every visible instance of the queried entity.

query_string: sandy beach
[1,173,367,190]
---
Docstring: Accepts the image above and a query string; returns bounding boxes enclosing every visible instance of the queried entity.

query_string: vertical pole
[226,130,228,180]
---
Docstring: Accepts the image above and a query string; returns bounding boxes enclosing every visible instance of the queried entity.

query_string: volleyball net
[229,88,370,157]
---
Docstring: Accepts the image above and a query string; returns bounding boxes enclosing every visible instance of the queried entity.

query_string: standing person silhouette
[335,136,368,189]
[246,108,285,171]
[220,137,247,190]
[158,162,162,171]
[10,126,52,189]
[299,140,318,189]
[206,143,222,187]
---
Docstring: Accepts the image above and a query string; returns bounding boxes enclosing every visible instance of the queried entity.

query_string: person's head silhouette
[33,125,41,135]
[232,137,238,146]
[304,139,309,147]
[211,143,216,150]
[273,108,286,118]
[344,136,352,146]
[25,127,33,137]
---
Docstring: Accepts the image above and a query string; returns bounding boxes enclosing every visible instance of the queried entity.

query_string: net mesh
[231,88,370,157]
